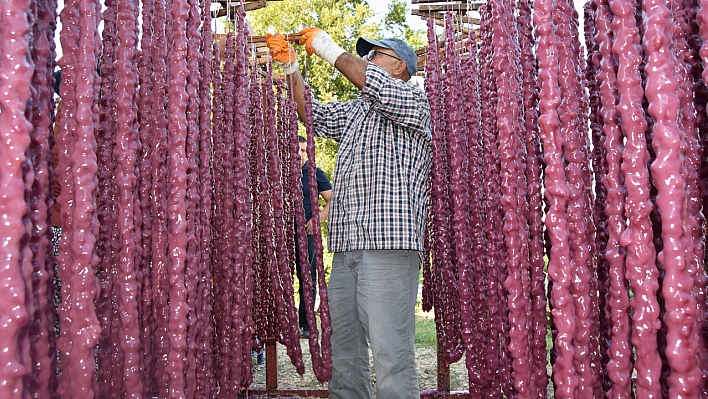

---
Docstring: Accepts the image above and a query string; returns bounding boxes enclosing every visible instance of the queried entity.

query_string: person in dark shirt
[296,136,332,338]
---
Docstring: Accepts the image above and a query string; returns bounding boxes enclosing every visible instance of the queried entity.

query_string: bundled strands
[0,0,40,396]
[230,6,254,390]
[0,0,334,395]
[183,0,202,390]
[644,0,702,395]
[595,0,632,397]
[584,4,614,395]
[113,0,143,394]
[424,16,465,369]
[194,0,214,393]
[136,0,155,392]
[27,0,59,396]
[5,0,708,396]
[55,0,103,394]
[300,82,333,383]
[477,4,512,396]
[424,0,708,398]
[489,0,536,395]
[95,0,119,393]
[262,61,304,377]
[213,29,237,398]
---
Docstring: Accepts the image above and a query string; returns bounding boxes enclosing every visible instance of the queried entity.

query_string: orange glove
[266,33,297,64]
[298,27,345,65]
[298,27,324,56]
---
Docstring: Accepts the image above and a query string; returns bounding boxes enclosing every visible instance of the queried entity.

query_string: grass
[415,300,437,349]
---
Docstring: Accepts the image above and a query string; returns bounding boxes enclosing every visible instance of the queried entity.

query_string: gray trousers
[328,250,420,399]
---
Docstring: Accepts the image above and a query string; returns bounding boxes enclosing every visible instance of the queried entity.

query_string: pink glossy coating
[165,0,190,391]
[55,0,102,393]
[490,0,534,396]
[424,15,464,368]
[670,1,708,390]
[692,0,708,391]
[518,0,549,395]
[0,0,34,395]
[114,0,144,394]
[194,0,214,392]
[595,0,633,397]
[553,0,597,396]
[301,82,333,382]
[136,0,155,392]
[583,3,607,397]
[183,0,201,391]
[460,29,492,397]
[700,0,708,87]
[477,6,509,396]
[216,30,236,398]
[643,0,702,396]
[95,0,119,393]
[442,11,479,395]
[149,0,171,391]
[534,0,579,397]
[610,0,664,396]
[55,0,80,395]
[231,7,255,390]
[28,0,59,395]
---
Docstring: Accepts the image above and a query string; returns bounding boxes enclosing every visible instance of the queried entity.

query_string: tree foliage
[249,0,378,101]
[250,0,424,181]
[382,0,426,50]
[249,0,425,269]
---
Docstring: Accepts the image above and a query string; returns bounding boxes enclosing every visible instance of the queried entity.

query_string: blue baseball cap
[356,37,418,78]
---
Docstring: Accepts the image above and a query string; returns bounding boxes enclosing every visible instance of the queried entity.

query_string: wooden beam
[212,0,266,18]
[411,9,479,23]
[413,0,486,10]
[417,14,476,33]
[248,388,329,397]
[247,33,302,44]
[417,3,472,12]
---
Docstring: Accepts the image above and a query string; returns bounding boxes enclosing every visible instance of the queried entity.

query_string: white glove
[299,28,346,66]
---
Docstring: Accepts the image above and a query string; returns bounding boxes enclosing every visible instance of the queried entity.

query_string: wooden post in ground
[436,333,450,392]
[266,342,278,389]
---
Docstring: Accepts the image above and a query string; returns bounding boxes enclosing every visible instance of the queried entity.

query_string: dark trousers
[295,233,317,330]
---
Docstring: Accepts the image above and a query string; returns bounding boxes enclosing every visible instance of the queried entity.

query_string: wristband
[281,60,299,75]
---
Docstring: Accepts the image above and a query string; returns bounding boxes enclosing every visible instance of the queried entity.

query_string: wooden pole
[265,342,278,389]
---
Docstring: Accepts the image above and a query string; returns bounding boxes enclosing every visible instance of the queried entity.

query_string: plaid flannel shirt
[311,63,432,252]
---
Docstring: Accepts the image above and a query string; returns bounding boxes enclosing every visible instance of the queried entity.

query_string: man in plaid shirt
[267,28,432,399]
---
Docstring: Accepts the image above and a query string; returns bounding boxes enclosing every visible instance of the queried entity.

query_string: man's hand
[305,219,314,236]
[266,33,299,74]
[298,27,346,66]
[298,27,324,56]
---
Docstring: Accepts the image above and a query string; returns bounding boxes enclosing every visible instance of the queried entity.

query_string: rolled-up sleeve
[360,63,431,137]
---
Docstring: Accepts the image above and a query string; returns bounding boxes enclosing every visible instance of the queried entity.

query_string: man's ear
[394,60,408,80]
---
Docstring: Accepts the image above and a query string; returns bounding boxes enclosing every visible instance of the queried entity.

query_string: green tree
[249,0,379,102]
[249,1,423,274]
[382,0,426,50]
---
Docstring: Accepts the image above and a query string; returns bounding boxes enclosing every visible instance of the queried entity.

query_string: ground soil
[249,340,469,397]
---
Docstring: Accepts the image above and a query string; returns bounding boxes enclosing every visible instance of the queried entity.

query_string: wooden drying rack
[218,5,476,397]
[246,338,472,398]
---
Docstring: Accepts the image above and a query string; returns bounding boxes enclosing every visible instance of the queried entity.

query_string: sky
[367,0,429,32]
[367,0,590,39]
[54,0,592,63]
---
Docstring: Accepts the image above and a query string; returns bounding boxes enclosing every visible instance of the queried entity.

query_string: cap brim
[356,37,390,58]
